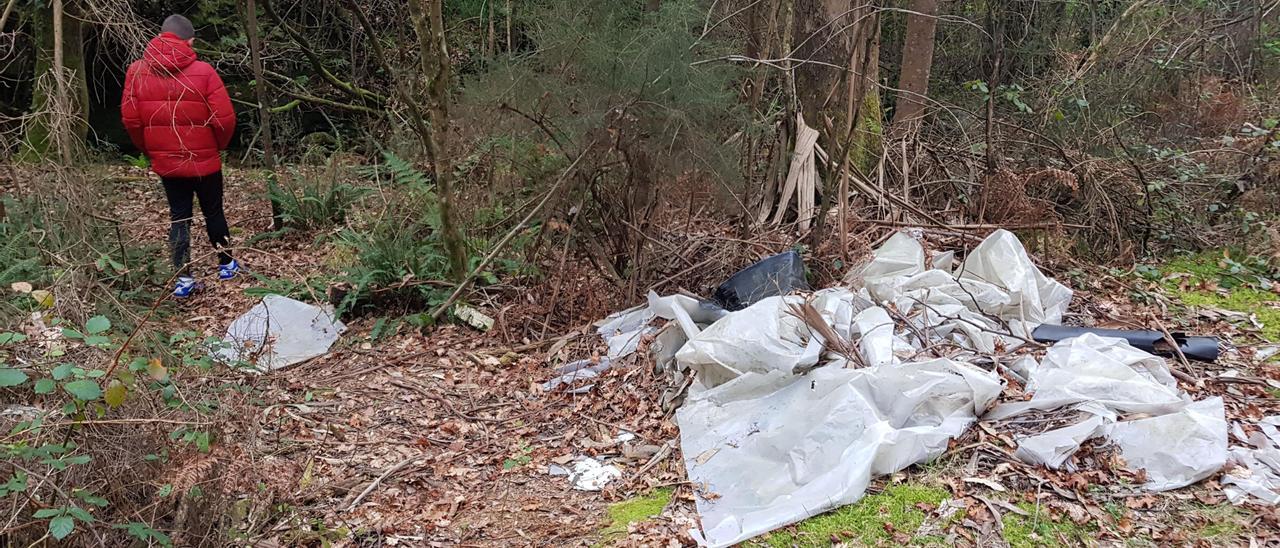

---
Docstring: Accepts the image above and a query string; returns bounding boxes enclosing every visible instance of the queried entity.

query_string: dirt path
[111,167,688,545]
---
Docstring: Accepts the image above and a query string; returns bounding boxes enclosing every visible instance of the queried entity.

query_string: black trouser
[161,171,233,275]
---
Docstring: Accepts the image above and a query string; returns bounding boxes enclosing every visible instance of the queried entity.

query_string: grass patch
[599,488,673,542]
[755,483,950,547]
[1001,502,1096,547]
[1150,252,1280,341]
[1185,502,1248,541]
[1173,288,1280,340]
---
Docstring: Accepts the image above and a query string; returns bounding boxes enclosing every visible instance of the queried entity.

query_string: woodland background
[0,0,1279,545]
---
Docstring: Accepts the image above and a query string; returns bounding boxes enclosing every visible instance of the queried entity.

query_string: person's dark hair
[161,14,195,40]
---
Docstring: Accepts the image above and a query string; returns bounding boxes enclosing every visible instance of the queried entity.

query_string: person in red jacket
[121,14,240,297]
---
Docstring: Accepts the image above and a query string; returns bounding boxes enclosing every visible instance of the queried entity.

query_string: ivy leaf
[85,316,111,335]
[32,508,61,519]
[48,515,74,540]
[104,382,127,408]
[0,367,29,387]
[34,379,55,394]
[63,380,101,401]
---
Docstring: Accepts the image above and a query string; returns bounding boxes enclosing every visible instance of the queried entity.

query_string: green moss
[850,91,885,175]
[756,483,950,547]
[1001,502,1096,547]
[1172,288,1280,340]
[1156,252,1280,341]
[599,488,673,541]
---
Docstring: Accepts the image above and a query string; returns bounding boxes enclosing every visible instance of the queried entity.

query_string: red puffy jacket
[121,32,236,178]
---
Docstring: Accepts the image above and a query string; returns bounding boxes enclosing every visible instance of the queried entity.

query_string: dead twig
[1151,315,1199,383]
[345,456,420,512]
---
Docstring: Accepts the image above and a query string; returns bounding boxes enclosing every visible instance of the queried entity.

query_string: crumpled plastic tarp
[857,230,1071,354]
[986,333,1187,420]
[674,289,876,388]
[675,295,820,388]
[572,229,1230,546]
[1222,416,1280,505]
[597,291,726,359]
[1109,397,1227,491]
[216,295,346,372]
[986,334,1227,491]
[678,360,1001,547]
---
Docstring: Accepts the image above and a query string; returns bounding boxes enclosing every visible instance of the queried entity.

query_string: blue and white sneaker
[218,259,240,281]
[174,276,198,298]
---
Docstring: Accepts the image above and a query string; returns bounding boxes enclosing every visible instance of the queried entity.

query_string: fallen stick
[429,143,594,323]
[630,440,675,483]
[1152,315,1198,383]
[346,456,419,512]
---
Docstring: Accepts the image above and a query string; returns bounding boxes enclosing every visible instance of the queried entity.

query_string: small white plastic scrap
[566,457,622,491]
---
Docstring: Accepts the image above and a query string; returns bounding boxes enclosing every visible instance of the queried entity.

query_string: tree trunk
[20,0,87,163]
[891,0,939,130]
[487,0,496,59]
[793,0,882,175]
[244,0,285,230]
[408,0,468,281]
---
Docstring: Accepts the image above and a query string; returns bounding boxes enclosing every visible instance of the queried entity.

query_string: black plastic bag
[711,251,809,312]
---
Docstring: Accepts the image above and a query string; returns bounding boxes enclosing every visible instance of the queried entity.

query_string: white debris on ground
[216,295,347,372]
[552,229,1237,547]
[597,292,724,360]
[987,333,1229,492]
[548,457,624,491]
[1223,416,1280,505]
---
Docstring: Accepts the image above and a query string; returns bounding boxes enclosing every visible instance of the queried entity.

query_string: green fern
[268,161,369,230]
[358,151,434,190]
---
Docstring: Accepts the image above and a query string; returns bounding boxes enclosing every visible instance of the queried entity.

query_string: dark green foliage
[463,0,748,189]
[333,152,454,313]
[267,159,370,230]
[0,197,44,290]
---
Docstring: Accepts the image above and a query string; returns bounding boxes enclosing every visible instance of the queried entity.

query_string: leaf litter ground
[109,167,1280,546]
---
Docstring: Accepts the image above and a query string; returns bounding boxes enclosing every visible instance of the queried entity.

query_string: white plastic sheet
[1110,397,1227,491]
[581,229,1231,545]
[856,229,1070,353]
[1013,407,1111,469]
[987,334,1186,419]
[987,335,1227,490]
[675,296,821,388]
[1222,416,1280,505]
[217,295,346,372]
[597,291,725,359]
[678,360,1001,547]
[956,229,1073,325]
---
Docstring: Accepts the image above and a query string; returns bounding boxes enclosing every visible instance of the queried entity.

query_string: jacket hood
[144,32,197,73]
